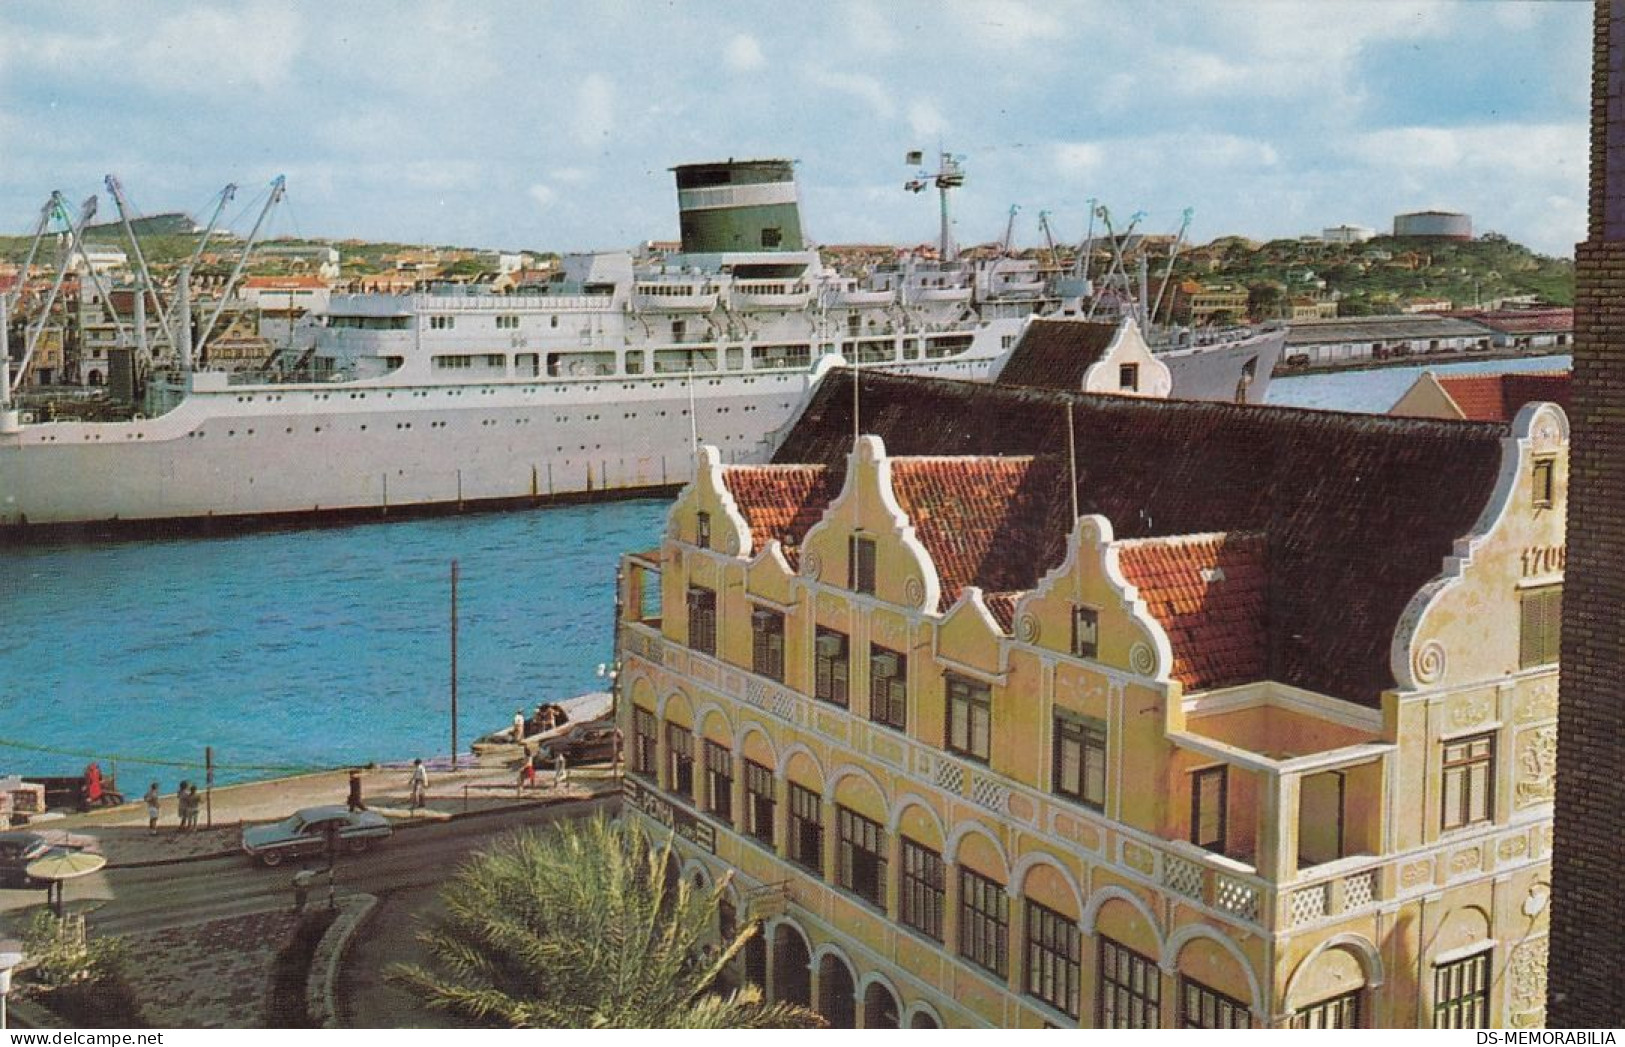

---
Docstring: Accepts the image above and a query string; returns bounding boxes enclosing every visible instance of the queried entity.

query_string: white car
[241,805,392,866]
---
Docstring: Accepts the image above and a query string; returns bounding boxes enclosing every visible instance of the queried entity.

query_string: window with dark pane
[1071,606,1099,659]
[788,782,823,873]
[1025,900,1081,1019]
[751,607,785,681]
[814,627,850,707]
[836,806,887,908]
[899,838,944,941]
[1434,950,1491,1029]
[1098,936,1161,1029]
[743,760,776,847]
[631,707,658,778]
[869,646,907,730]
[1180,978,1252,1028]
[687,585,717,656]
[1441,733,1495,832]
[849,534,877,594]
[703,740,733,822]
[1054,713,1107,811]
[666,722,694,799]
[946,674,992,763]
[958,868,1009,978]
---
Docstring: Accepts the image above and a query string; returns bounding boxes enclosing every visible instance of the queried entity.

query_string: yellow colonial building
[615,371,1565,1029]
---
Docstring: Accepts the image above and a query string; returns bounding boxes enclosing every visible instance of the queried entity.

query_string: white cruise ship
[0,159,1277,538]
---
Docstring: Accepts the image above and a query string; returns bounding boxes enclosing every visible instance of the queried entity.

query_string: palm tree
[388,814,822,1029]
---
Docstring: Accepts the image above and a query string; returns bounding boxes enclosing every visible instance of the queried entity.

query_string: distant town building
[1393,211,1473,240]
[1434,308,1573,351]
[1321,224,1375,244]
[257,244,341,280]
[1170,281,1250,326]
[1284,315,1491,366]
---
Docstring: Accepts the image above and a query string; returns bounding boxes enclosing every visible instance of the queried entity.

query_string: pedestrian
[553,750,568,789]
[292,868,316,913]
[176,781,191,831]
[347,768,366,812]
[181,782,201,830]
[517,755,536,796]
[143,782,160,835]
[408,758,429,810]
[512,709,527,744]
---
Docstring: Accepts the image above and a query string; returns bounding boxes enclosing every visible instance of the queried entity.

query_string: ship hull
[1159,329,1287,404]
[0,355,994,538]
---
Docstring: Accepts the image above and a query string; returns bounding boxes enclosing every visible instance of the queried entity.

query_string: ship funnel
[672,159,804,253]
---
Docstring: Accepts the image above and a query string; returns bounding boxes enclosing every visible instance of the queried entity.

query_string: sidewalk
[36,757,623,866]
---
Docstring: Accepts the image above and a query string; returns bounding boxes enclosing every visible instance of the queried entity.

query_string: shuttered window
[814,628,849,706]
[1519,585,1561,668]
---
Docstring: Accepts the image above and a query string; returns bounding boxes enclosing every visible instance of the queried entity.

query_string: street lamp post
[0,950,23,1030]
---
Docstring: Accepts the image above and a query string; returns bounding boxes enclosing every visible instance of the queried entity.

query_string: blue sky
[0,1,1591,257]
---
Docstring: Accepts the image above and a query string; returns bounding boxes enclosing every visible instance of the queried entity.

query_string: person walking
[181,782,200,830]
[175,781,191,831]
[553,750,568,790]
[143,782,160,835]
[408,758,429,810]
[512,709,527,745]
[346,768,367,812]
[517,755,536,796]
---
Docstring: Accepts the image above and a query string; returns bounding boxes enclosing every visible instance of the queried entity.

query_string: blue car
[241,805,392,867]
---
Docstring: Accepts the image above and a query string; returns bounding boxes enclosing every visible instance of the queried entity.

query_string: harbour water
[0,354,1570,787]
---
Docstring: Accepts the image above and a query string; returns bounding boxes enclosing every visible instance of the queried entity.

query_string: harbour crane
[905,150,965,263]
[195,175,286,359]
[7,195,96,401]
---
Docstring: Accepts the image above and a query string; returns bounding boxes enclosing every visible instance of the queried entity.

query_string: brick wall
[1550,0,1625,1026]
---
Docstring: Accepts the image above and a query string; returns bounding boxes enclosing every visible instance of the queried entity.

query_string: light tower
[905,150,965,262]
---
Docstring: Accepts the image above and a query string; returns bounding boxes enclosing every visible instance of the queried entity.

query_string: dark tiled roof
[888,457,1072,611]
[775,368,1508,706]
[721,464,839,565]
[1285,315,1490,345]
[982,591,1023,633]
[1117,532,1269,692]
[1435,371,1571,422]
[995,319,1119,391]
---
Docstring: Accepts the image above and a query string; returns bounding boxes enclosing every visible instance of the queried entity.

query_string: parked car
[241,805,392,867]
[0,831,95,889]
[534,719,619,765]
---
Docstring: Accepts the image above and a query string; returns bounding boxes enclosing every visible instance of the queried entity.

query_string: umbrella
[25,852,107,918]
[24,851,106,882]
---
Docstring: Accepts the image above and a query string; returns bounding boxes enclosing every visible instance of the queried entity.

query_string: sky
[0,1,1592,258]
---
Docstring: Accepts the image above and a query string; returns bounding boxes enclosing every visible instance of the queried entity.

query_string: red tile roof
[1435,371,1570,422]
[776,368,1509,706]
[982,591,1023,633]
[720,464,839,566]
[1443,307,1573,334]
[1117,532,1269,691]
[994,319,1118,391]
[888,457,1072,610]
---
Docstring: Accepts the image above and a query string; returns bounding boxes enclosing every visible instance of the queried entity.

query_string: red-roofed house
[1390,369,1571,422]
[617,375,1568,1029]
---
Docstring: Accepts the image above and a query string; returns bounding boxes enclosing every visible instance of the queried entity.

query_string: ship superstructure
[0,158,1278,536]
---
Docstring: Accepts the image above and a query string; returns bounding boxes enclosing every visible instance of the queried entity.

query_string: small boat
[471,690,613,757]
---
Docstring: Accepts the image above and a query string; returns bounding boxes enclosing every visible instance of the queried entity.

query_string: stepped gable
[994,318,1119,390]
[1116,532,1269,692]
[721,464,838,565]
[1436,371,1571,422]
[888,456,1073,612]
[777,368,1508,706]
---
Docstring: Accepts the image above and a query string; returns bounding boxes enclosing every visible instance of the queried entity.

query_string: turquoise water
[0,500,670,785]
[1,355,1573,787]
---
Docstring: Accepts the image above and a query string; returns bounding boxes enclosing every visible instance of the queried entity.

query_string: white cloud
[724,34,765,72]
[549,168,591,185]
[528,184,558,209]
[944,0,1068,50]
[129,8,303,93]
[1054,142,1105,179]
[803,69,895,120]
[841,3,899,56]
[572,74,616,146]
[908,100,948,139]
